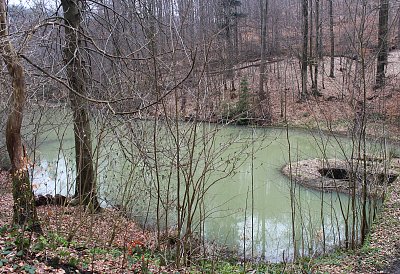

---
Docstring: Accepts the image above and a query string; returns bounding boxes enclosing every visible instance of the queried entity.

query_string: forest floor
[0,172,184,273]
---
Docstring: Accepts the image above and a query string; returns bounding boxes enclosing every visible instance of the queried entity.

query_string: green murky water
[24,108,389,261]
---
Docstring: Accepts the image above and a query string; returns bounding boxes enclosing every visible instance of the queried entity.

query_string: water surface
[24,108,387,261]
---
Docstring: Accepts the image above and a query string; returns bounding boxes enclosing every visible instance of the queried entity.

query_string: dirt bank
[282,157,400,197]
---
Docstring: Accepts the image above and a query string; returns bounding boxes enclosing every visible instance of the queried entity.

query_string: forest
[0,0,400,273]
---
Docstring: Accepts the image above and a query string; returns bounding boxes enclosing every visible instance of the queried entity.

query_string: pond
[24,108,389,262]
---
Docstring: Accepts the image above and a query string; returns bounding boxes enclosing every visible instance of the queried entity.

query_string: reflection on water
[24,108,386,262]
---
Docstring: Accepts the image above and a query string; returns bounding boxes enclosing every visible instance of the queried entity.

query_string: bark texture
[61,0,100,211]
[0,0,40,230]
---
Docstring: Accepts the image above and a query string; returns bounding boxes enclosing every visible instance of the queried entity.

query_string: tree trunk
[221,0,236,92]
[313,0,323,96]
[375,0,389,88]
[301,0,309,100]
[329,0,335,77]
[309,0,315,91]
[177,0,192,116]
[234,4,240,62]
[226,17,235,92]
[61,0,100,211]
[259,0,271,123]
[398,5,400,49]
[0,0,40,231]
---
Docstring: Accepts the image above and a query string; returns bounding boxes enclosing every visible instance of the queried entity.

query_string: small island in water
[282,157,400,197]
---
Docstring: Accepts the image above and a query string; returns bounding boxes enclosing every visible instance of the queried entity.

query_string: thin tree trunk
[309,0,315,91]
[313,0,321,95]
[223,1,235,92]
[0,0,40,231]
[61,0,100,211]
[227,25,235,92]
[234,4,240,62]
[359,0,368,246]
[301,0,309,100]
[329,0,335,77]
[259,0,271,123]
[375,0,389,88]
[320,2,325,90]
[398,5,400,49]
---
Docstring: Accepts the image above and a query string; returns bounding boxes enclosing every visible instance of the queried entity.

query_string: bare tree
[301,0,309,99]
[258,0,271,122]
[398,4,400,49]
[329,0,335,78]
[219,0,243,92]
[0,0,40,231]
[375,0,389,88]
[61,0,100,211]
[313,0,322,95]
